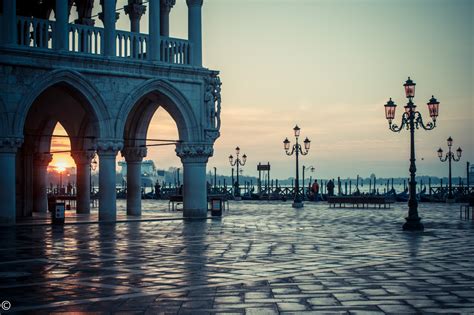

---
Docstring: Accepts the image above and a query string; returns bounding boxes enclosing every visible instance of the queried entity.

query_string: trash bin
[211,198,223,217]
[51,202,65,224]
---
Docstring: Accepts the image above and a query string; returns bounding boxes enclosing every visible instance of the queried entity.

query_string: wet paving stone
[0,200,473,313]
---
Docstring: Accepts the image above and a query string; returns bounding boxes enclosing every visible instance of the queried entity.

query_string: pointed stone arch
[117,78,200,147]
[13,69,112,140]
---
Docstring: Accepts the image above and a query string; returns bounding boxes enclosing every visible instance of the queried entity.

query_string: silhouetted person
[67,182,73,195]
[154,181,161,199]
[179,184,183,195]
[327,180,335,196]
[311,180,320,201]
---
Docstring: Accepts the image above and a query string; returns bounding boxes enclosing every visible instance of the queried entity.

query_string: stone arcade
[0,0,221,225]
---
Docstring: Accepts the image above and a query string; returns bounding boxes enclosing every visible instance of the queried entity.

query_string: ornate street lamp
[284,125,311,208]
[384,77,439,231]
[90,154,98,195]
[438,137,462,200]
[229,146,247,199]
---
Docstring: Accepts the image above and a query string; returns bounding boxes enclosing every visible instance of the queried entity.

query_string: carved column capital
[0,137,23,153]
[161,0,176,11]
[176,142,213,163]
[71,150,96,165]
[186,0,203,7]
[121,146,147,163]
[33,153,53,166]
[97,139,123,156]
[124,3,146,19]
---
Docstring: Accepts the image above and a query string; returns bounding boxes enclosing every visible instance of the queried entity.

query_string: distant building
[118,160,165,188]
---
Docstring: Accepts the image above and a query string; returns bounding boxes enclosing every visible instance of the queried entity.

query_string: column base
[0,216,15,226]
[99,212,116,222]
[127,209,141,216]
[402,217,424,231]
[292,201,304,208]
[183,208,208,218]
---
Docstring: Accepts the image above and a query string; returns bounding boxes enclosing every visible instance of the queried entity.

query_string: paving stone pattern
[1,201,473,314]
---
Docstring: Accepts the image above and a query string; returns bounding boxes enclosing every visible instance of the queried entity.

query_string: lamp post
[214,166,217,191]
[229,147,247,199]
[437,137,462,200]
[283,125,311,208]
[176,168,181,186]
[57,166,65,194]
[384,77,439,231]
[90,154,98,195]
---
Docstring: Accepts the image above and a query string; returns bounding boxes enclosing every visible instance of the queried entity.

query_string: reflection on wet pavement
[1,201,473,313]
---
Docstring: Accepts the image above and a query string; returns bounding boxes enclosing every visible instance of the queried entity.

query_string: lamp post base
[402,217,424,231]
[292,201,303,208]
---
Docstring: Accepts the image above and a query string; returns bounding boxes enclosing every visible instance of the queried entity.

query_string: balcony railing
[161,37,192,65]
[69,23,104,55]
[13,17,193,65]
[17,16,54,49]
[116,30,148,60]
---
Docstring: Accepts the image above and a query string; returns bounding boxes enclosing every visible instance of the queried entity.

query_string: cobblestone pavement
[1,201,473,314]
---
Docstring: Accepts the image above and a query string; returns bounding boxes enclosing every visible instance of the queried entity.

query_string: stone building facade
[0,0,221,224]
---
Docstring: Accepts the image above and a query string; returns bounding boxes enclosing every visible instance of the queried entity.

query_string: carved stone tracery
[204,73,221,141]
[121,146,147,163]
[176,143,213,163]
[0,137,24,153]
[71,150,96,165]
[97,139,123,155]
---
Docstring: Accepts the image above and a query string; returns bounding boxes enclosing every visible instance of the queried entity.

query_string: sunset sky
[52,0,473,180]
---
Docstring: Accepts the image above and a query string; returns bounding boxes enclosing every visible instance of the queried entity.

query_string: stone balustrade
[14,17,193,65]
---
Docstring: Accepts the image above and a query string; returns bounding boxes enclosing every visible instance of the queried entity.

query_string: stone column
[124,0,146,33]
[2,0,17,45]
[121,147,147,216]
[71,150,95,214]
[54,0,69,50]
[186,0,203,66]
[160,0,176,37]
[97,141,122,221]
[0,138,23,225]
[148,0,161,61]
[33,153,53,213]
[176,143,213,218]
[102,0,116,56]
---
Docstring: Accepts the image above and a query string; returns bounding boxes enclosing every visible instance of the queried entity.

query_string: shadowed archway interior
[18,82,101,217]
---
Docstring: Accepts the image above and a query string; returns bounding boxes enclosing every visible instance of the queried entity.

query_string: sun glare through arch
[49,122,75,170]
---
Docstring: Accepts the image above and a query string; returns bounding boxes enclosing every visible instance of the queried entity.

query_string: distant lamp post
[58,166,65,193]
[90,154,98,195]
[229,146,247,199]
[437,137,462,200]
[284,125,311,208]
[384,77,439,231]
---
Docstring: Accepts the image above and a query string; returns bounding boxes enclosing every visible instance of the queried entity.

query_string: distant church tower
[0,0,221,225]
